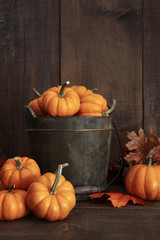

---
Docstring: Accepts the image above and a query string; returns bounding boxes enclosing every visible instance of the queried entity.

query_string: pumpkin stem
[50,164,63,195]
[8,184,15,193]
[147,156,153,166]
[54,162,69,174]
[91,88,98,92]
[33,88,41,98]
[102,99,116,116]
[14,157,23,170]
[58,81,70,97]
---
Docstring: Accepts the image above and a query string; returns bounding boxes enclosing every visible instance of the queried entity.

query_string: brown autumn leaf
[126,128,143,151]
[89,191,146,208]
[124,128,159,164]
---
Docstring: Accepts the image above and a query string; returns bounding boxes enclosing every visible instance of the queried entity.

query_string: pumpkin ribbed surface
[71,85,94,98]
[42,85,80,116]
[1,157,41,190]
[0,186,29,220]
[27,172,76,221]
[28,96,46,117]
[125,163,160,200]
[78,92,109,116]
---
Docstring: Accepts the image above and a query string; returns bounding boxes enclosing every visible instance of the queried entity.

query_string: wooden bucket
[24,106,115,197]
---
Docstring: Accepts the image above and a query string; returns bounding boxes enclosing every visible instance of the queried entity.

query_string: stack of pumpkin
[0,157,76,221]
[28,81,116,117]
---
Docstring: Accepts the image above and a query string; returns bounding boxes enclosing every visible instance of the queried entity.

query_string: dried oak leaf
[89,191,146,208]
[126,129,142,151]
[124,128,159,164]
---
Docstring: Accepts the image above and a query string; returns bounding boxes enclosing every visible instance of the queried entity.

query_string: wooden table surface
[0,184,160,240]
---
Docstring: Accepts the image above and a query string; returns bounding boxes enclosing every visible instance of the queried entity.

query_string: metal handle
[24,105,37,119]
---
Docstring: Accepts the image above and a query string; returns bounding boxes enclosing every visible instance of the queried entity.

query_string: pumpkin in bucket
[78,91,116,116]
[71,85,97,98]
[28,89,47,117]
[42,81,80,116]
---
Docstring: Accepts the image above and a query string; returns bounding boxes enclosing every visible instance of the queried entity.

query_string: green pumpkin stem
[91,88,98,92]
[50,164,63,195]
[147,156,152,167]
[8,184,15,193]
[33,88,41,98]
[54,162,69,174]
[14,157,23,170]
[58,81,70,97]
[102,99,116,116]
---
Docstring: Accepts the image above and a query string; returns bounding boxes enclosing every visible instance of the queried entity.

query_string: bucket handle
[24,105,36,119]
[75,117,124,195]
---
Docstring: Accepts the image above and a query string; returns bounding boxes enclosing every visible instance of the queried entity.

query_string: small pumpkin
[1,156,41,190]
[27,164,76,221]
[125,156,160,200]
[28,89,47,117]
[0,185,29,221]
[42,81,80,117]
[78,91,116,116]
[71,85,97,99]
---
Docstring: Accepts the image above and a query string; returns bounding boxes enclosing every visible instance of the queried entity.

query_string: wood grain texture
[0,0,25,157]
[0,0,60,157]
[61,0,143,160]
[143,0,160,135]
[0,198,159,240]
[23,0,60,154]
[23,0,60,104]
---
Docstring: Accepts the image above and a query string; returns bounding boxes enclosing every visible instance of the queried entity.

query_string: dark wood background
[0,0,159,159]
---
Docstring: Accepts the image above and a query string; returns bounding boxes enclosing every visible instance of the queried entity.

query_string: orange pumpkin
[1,156,41,190]
[28,89,47,117]
[78,91,116,116]
[27,164,76,221]
[42,81,80,117]
[0,185,29,221]
[125,156,160,200]
[71,85,97,99]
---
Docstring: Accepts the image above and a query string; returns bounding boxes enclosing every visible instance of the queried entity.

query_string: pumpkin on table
[1,156,41,190]
[27,164,76,221]
[0,185,29,221]
[125,156,160,200]
[42,81,80,116]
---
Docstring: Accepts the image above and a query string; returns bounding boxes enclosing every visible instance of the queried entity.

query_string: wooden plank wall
[0,0,159,161]
[0,1,25,157]
[143,0,160,134]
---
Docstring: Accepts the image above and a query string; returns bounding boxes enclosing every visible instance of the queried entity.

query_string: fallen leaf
[89,191,146,208]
